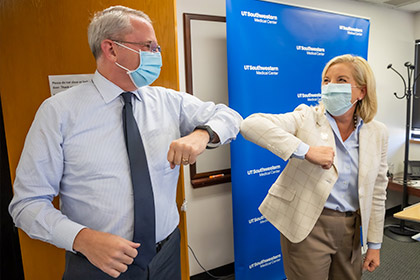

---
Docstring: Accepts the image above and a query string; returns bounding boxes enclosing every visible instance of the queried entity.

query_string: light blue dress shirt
[9,71,242,252]
[293,112,380,249]
[324,112,361,213]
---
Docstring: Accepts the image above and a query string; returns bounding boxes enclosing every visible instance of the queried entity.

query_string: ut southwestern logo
[339,25,363,36]
[240,10,277,25]
[246,165,281,177]
[296,45,325,56]
[243,65,279,76]
[297,92,321,102]
[248,215,268,225]
[249,254,282,270]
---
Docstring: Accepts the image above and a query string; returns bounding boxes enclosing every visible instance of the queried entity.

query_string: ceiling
[354,0,420,12]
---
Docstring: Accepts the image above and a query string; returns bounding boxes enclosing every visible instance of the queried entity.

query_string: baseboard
[190,262,234,280]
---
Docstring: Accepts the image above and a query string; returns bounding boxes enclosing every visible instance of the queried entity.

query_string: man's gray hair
[88,5,152,59]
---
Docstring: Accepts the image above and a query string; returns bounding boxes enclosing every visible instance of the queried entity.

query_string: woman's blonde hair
[321,54,377,123]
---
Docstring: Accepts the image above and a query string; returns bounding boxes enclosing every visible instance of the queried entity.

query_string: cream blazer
[240,104,388,246]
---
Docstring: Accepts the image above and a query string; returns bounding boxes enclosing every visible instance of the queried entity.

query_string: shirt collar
[325,112,364,143]
[325,112,363,131]
[355,115,363,132]
[92,70,141,104]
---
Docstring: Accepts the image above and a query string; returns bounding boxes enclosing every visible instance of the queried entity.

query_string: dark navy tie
[121,92,156,270]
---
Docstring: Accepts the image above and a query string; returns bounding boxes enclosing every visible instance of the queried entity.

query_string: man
[9,5,242,280]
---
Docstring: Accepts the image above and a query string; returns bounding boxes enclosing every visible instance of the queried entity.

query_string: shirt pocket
[268,184,296,202]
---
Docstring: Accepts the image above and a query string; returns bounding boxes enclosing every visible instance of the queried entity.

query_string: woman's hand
[363,248,380,272]
[305,146,335,169]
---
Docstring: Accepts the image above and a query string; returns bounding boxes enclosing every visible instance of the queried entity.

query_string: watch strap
[194,125,215,143]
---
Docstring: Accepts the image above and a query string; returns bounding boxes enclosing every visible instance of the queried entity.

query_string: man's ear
[100,39,117,62]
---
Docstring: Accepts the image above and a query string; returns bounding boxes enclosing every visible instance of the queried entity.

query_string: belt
[156,228,176,253]
[156,236,169,253]
[321,207,356,217]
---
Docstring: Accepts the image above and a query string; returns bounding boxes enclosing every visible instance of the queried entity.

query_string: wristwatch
[194,125,215,143]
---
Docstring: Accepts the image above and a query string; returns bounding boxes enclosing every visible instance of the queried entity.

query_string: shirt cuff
[206,120,238,146]
[52,219,87,252]
[367,242,382,250]
[291,142,309,160]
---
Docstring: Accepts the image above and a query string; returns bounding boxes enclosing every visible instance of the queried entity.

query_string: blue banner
[226,1,370,279]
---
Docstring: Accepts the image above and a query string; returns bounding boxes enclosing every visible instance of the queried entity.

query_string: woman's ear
[359,86,367,100]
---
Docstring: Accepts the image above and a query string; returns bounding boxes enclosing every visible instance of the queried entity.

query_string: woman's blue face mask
[321,83,358,116]
[114,41,162,88]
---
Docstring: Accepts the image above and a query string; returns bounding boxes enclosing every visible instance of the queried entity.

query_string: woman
[241,54,388,280]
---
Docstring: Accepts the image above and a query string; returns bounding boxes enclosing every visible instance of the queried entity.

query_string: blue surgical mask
[321,83,358,116]
[114,42,162,88]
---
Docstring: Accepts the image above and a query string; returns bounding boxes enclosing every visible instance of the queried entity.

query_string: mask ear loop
[115,61,131,73]
[113,41,142,73]
[350,83,365,107]
[351,85,366,103]
[113,41,140,54]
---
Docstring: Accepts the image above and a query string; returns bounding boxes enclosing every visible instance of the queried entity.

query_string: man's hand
[167,129,210,169]
[73,228,140,278]
[305,146,335,169]
[363,248,380,272]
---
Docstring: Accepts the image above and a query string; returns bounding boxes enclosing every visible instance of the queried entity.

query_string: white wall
[176,0,231,276]
[176,0,420,276]
[415,12,420,39]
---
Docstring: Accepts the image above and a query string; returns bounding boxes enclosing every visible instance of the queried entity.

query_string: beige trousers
[280,208,362,280]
